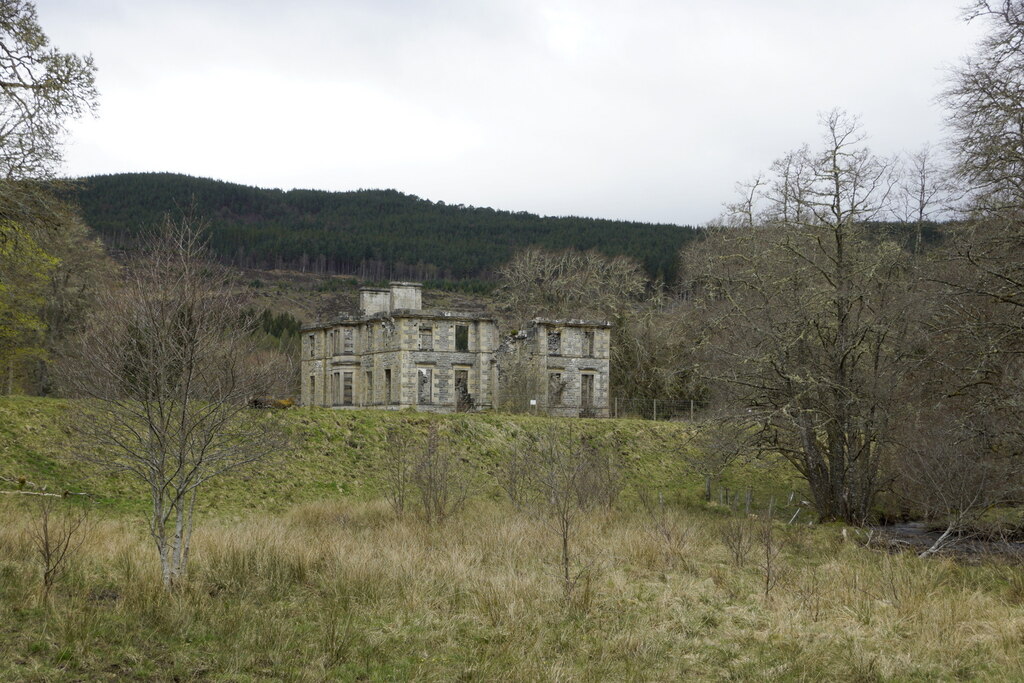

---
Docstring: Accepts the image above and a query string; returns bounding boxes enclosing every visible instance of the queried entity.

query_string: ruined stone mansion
[300,282,611,417]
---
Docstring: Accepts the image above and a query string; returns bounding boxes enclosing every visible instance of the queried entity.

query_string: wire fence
[611,398,707,421]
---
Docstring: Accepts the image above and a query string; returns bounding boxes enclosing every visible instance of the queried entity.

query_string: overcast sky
[40,0,981,225]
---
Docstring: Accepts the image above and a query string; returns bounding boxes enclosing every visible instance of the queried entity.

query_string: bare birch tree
[59,214,287,588]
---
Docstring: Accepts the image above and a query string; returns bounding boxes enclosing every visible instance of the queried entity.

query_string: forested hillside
[67,173,699,284]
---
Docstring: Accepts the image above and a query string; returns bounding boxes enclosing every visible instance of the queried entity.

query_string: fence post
[653,399,657,421]
[690,399,694,420]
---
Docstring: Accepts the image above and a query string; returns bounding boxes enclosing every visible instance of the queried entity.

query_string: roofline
[530,318,612,328]
[302,309,497,331]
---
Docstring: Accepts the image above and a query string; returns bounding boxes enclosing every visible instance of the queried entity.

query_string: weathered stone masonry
[300,282,610,417]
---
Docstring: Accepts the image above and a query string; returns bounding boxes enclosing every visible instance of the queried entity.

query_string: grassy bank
[2,498,1023,680]
[0,396,803,518]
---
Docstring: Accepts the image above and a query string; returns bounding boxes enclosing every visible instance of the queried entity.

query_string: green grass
[0,396,804,520]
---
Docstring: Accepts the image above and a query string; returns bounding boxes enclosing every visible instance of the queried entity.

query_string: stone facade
[517,319,612,418]
[300,282,611,417]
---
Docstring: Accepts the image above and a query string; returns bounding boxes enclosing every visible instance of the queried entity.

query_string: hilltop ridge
[66,172,700,285]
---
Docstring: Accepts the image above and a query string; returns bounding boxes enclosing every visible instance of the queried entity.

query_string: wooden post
[653,399,657,421]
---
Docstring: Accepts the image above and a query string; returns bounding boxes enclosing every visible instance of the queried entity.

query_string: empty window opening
[581,374,594,411]
[309,375,316,402]
[343,372,353,405]
[547,331,561,355]
[417,368,433,404]
[420,326,433,351]
[384,369,393,404]
[455,324,469,352]
[343,328,354,353]
[331,372,341,405]
[308,334,316,357]
[584,330,595,357]
[365,370,373,404]
[455,368,470,411]
[549,372,564,406]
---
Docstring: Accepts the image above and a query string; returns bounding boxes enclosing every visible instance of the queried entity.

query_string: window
[365,370,373,404]
[417,368,432,404]
[343,328,354,354]
[384,369,392,404]
[420,326,433,351]
[549,372,563,406]
[455,324,469,352]
[547,331,561,355]
[308,334,315,358]
[343,372,353,406]
[581,374,594,412]
[584,330,595,357]
[331,372,341,405]
[455,368,470,411]
[309,375,316,402]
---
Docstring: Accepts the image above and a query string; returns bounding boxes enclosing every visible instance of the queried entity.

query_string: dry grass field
[2,497,1024,681]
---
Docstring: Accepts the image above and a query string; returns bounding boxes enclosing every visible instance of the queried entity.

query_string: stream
[872,522,1024,557]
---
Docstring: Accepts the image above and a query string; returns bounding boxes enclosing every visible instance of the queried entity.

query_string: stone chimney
[359,287,390,315]
[389,282,422,311]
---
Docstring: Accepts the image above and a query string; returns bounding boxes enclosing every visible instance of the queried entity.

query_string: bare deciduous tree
[527,427,595,600]
[938,1,1024,480]
[410,422,469,525]
[504,427,619,600]
[892,409,1018,557]
[636,486,691,563]
[497,247,645,325]
[59,215,287,588]
[685,110,920,525]
[680,415,758,502]
[611,289,702,408]
[32,494,89,600]
[894,144,953,254]
[944,1,1024,214]
[381,423,414,516]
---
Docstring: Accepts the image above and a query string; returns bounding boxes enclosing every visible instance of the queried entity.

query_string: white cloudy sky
[41,0,982,225]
